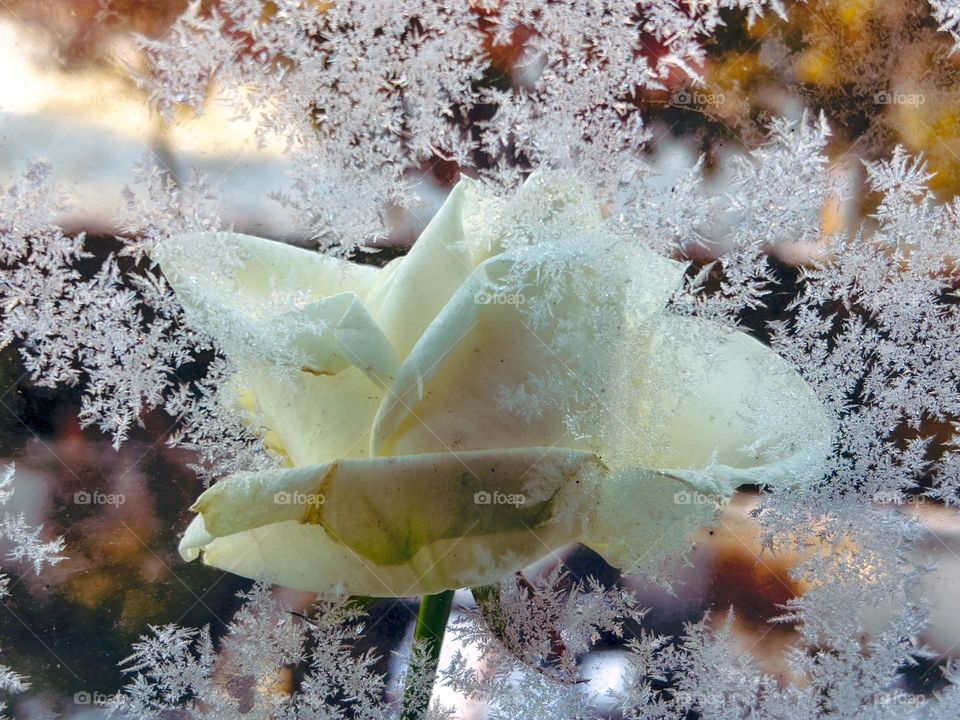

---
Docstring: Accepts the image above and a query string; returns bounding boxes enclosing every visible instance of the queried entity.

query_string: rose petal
[235,292,398,385]
[370,245,687,456]
[178,514,214,561]
[180,521,565,598]
[179,446,719,595]
[370,255,561,456]
[195,290,394,465]
[577,466,723,571]
[190,447,598,555]
[626,315,835,491]
[370,179,494,358]
[580,314,838,570]
[300,293,401,386]
[155,233,398,382]
[154,232,402,464]
[237,367,382,465]
[181,447,598,595]
[153,231,381,312]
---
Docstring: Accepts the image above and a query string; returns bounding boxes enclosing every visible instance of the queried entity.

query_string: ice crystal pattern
[0,465,64,718]
[1,0,960,717]
[135,0,789,245]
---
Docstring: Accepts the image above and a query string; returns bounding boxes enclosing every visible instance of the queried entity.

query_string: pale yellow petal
[180,447,604,595]
[239,366,382,466]
[154,232,398,464]
[371,179,491,358]
[184,522,572,598]
[153,231,380,313]
[179,446,728,594]
[190,447,598,559]
[370,255,563,456]
[578,466,723,571]
[370,245,686,457]
[299,293,400,386]
[179,514,214,562]
[232,292,398,385]
[206,293,393,465]
[155,232,398,380]
[628,315,835,490]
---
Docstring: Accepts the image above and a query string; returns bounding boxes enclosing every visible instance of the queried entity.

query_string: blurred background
[0,0,958,717]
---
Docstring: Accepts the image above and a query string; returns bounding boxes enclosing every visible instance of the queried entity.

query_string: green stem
[401,590,455,720]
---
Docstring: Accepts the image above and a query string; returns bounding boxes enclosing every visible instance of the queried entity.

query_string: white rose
[154,173,833,597]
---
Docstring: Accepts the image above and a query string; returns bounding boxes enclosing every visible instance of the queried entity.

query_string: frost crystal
[930,0,960,52]
[131,0,795,246]
[0,465,64,717]
[111,585,387,719]
[1,0,960,717]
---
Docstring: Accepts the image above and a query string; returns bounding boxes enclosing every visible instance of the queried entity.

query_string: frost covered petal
[153,231,381,322]
[633,316,835,492]
[180,447,600,595]
[167,174,833,596]
[371,227,687,455]
[154,232,404,465]
[367,179,496,358]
